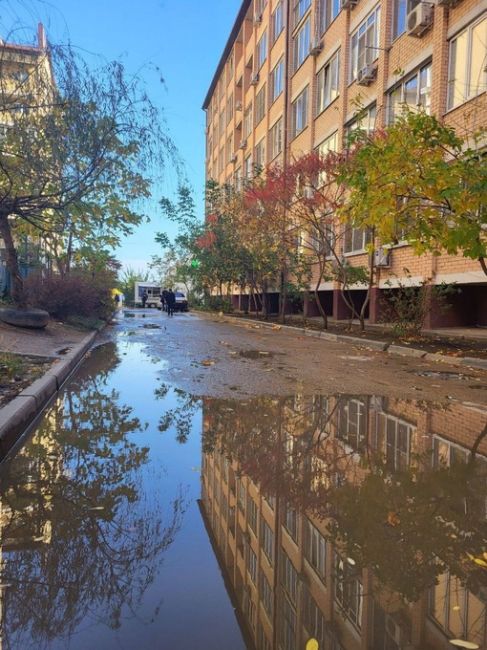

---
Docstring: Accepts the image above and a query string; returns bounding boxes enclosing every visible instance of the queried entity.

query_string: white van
[134,282,162,308]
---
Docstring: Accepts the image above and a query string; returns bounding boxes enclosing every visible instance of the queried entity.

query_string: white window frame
[447,16,487,110]
[350,5,381,82]
[269,117,283,160]
[388,62,432,122]
[294,18,311,71]
[257,30,268,70]
[316,50,340,114]
[271,58,284,103]
[291,86,309,138]
[272,1,284,43]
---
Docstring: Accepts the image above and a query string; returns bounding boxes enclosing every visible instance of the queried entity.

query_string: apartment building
[202,0,487,328]
[200,394,487,649]
[0,24,52,293]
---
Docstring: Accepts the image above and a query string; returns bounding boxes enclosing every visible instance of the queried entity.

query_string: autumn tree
[0,35,177,306]
[340,110,487,274]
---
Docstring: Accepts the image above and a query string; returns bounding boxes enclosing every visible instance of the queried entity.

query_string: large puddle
[0,321,485,649]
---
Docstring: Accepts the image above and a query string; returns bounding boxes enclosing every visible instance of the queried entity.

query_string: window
[291,86,309,138]
[316,50,340,114]
[303,586,327,646]
[429,571,486,650]
[304,519,326,580]
[244,153,253,179]
[255,84,266,125]
[388,63,431,121]
[218,147,224,176]
[219,110,225,138]
[281,553,298,604]
[244,103,253,137]
[260,571,273,618]
[294,18,311,70]
[316,131,338,186]
[284,504,299,542]
[226,135,233,163]
[255,138,266,168]
[272,2,284,43]
[234,167,242,191]
[294,0,311,27]
[255,0,267,16]
[345,104,377,140]
[258,622,272,650]
[238,480,246,512]
[269,117,283,160]
[247,495,258,534]
[377,413,414,471]
[350,6,381,81]
[226,93,234,124]
[335,553,363,629]
[257,31,268,69]
[337,398,367,449]
[319,0,340,34]
[271,58,284,102]
[280,596,297,650]
[393,0,407,39]
[247,545,257,583]
[261,518,274,565]
[448,17,487,110]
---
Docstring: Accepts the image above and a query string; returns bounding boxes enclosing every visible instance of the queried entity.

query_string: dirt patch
[238,350,279,359]
[0,354,51,405]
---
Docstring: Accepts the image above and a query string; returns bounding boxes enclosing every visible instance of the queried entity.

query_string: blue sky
[1,0,242,272]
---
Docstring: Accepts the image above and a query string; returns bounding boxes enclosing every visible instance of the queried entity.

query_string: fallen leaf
[386,511,400,527]
[201,359,215,367]
[271,324,282,331]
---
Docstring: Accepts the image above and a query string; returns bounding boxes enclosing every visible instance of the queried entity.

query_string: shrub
[380,271,459,336]
[24,272,114,321]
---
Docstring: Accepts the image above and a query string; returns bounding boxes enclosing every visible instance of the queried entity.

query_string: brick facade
[203,1,487,327]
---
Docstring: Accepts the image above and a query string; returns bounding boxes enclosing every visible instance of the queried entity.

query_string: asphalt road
[111,309,487,406]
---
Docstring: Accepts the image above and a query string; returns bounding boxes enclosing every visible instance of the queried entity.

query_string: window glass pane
[404,75,418,107]
[393,0,407,38]
[448,30,468,108]
[470,19,487,98]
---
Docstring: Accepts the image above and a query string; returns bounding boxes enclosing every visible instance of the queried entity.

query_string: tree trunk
[279,268,287,324]
[479,257,487,277]
[0,212,25,307]
[312,263,328,329]
[358,250,375,332]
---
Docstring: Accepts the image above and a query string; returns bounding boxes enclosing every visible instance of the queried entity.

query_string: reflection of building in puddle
[200,395,487,650]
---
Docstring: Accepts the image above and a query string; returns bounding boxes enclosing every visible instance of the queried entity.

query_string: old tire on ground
[0,307,49,329]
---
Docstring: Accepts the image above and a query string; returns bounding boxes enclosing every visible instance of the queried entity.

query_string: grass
[0,353,25,381]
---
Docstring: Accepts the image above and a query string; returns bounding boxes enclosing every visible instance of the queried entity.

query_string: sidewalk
[0,319,88,358]
[203,311,487,370]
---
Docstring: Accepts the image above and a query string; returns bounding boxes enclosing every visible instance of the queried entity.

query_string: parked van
[134,282,162,308]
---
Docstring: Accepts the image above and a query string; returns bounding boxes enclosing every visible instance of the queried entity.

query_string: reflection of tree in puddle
[197,394,487,649]
[155,382,201,444]
[0,343,186,648]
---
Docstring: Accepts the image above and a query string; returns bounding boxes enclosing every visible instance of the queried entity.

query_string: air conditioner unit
[239,139,247,149]
[254,13,262,25]
[374,247,391,267]
[310,40,323,56]
[357,63,378,86]
[303,186,314,199]
[407,3,433,36]
[341,0,358,8]
[230,154,237,163]
[235,100,243,111]
[250,73,259,86]
[385,615,414,650]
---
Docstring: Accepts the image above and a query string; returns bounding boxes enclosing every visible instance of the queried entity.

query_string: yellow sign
[306,639,319,650]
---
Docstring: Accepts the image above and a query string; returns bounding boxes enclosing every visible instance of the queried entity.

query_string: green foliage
[381,271,459,335]
[119,266,151,302]
[339,109,487,272]
[0,353,24,380]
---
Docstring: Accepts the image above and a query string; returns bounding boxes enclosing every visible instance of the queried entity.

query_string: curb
[0,330,97,457]
[197,312,486,370]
